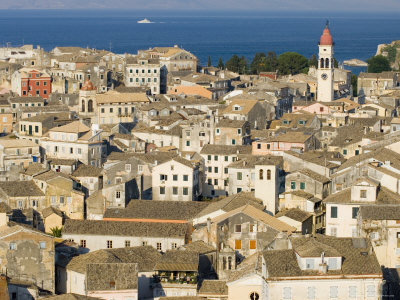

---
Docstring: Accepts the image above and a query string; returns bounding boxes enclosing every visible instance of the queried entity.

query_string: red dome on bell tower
[319,21,333,46]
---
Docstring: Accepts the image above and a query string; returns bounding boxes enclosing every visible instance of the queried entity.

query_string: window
[34,125,39,133]
[235,224,242,232]
[142,241,148,246]
[259,169,264,180]
[330,206,338,218]
[283,287,291,300]
[232,139,236,145]
[116,191,121,199]
[237,128,242,134]
[352,207,359,219]
[183,187,188,195]
[360,190,367,198]
[250,292,259,300]
[329,286,338,298]
[237,187,242,193]
[51,196,56,204]
[157,243,162,251]
[59,196,64,204]
[249,240,256,249]
[257,143,261,149]
[224,168,228,174]
[225,156,229,161]
[349,286,357,298]
[160,187,165,194]
[207,155,211,161]
[208,166,212,173]
[39,242,46,249]
[171,242,177,249]
[214,155,218,161]
[214,179,218,185]
[183,175,188,181]
[343,149,347,155]
[173,187,178,195]
[214,167,219,173]
[300,182,305,190]
[125,164,131,172]
[160,174,168,181]
[267,169,271,180]
[366,285,375,297]
[173,174,178,181]
[307,287,315,299]
[9,242,16,250]
[208,179,212,185]
[330,227,337,237]
[291,181,296,189]
[250,224,257,232]
[328,258,337,269]
[306,259,314,269]
[125,240,130,247]
[80,240,86,248]
[107,240,113,249]
[186,140,190,146]
[235,240,241,249]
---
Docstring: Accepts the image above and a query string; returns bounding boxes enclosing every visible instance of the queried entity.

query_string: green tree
[383,45,397,64]
[208,56,212,67]
[367,55,391,73]
[309,54,318,68]
[333,58,339,68]
[217,57,224,69]
[351,74,358,97]
[238,56,249,74]
[265,51,278,72]
[250,52,266,74]
[50,226,62,238]
[277,52,309,75]
[225,54,240,73]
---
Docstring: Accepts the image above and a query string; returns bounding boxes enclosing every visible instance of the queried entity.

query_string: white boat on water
[137,18,152,24]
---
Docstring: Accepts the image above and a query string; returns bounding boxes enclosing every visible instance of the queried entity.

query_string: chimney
[207,217,211,232]
[0,212,8,227]
[318,262,328,274]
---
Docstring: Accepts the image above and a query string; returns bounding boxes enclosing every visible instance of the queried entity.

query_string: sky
[1,0,400,12]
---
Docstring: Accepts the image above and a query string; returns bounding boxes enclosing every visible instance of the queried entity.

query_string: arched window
[88,99,93,113]
[223,257,227,270]
[81,100,85,112]
[259,169,264,180]
[320,58,324,68]
[228,256,232,270]
[325,58,329,68]
[267,169,271,180]
[250,292,260,300]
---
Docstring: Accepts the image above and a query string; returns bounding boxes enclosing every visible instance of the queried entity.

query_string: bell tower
[317,21,334,102]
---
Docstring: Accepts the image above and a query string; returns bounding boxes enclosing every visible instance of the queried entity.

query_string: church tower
[79,78,97,119]
[317,21,334,102]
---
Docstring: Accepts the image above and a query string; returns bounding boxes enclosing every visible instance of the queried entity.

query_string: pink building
[252,132,318,155]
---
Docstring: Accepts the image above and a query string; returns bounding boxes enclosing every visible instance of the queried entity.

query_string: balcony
[153,272,197,286]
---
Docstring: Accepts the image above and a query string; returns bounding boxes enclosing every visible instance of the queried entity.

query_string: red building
[19,69,51,99]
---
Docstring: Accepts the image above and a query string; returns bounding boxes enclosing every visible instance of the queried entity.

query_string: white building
[62,219,188,253]
[324,178,400,238]
[152,156,200,201]
[200,145,252,198]
[125,55,161,94]
[40,121,106,167]
[227,235,383,300]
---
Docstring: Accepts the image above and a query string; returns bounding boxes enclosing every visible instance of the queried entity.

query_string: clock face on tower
[321,73,328,80]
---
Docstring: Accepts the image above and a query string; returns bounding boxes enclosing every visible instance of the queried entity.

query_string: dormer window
[298,120,305,125]
[233,105,241,111]
[282,120,289,125]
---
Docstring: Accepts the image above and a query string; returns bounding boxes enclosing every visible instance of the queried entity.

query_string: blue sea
[1,10,400,73]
